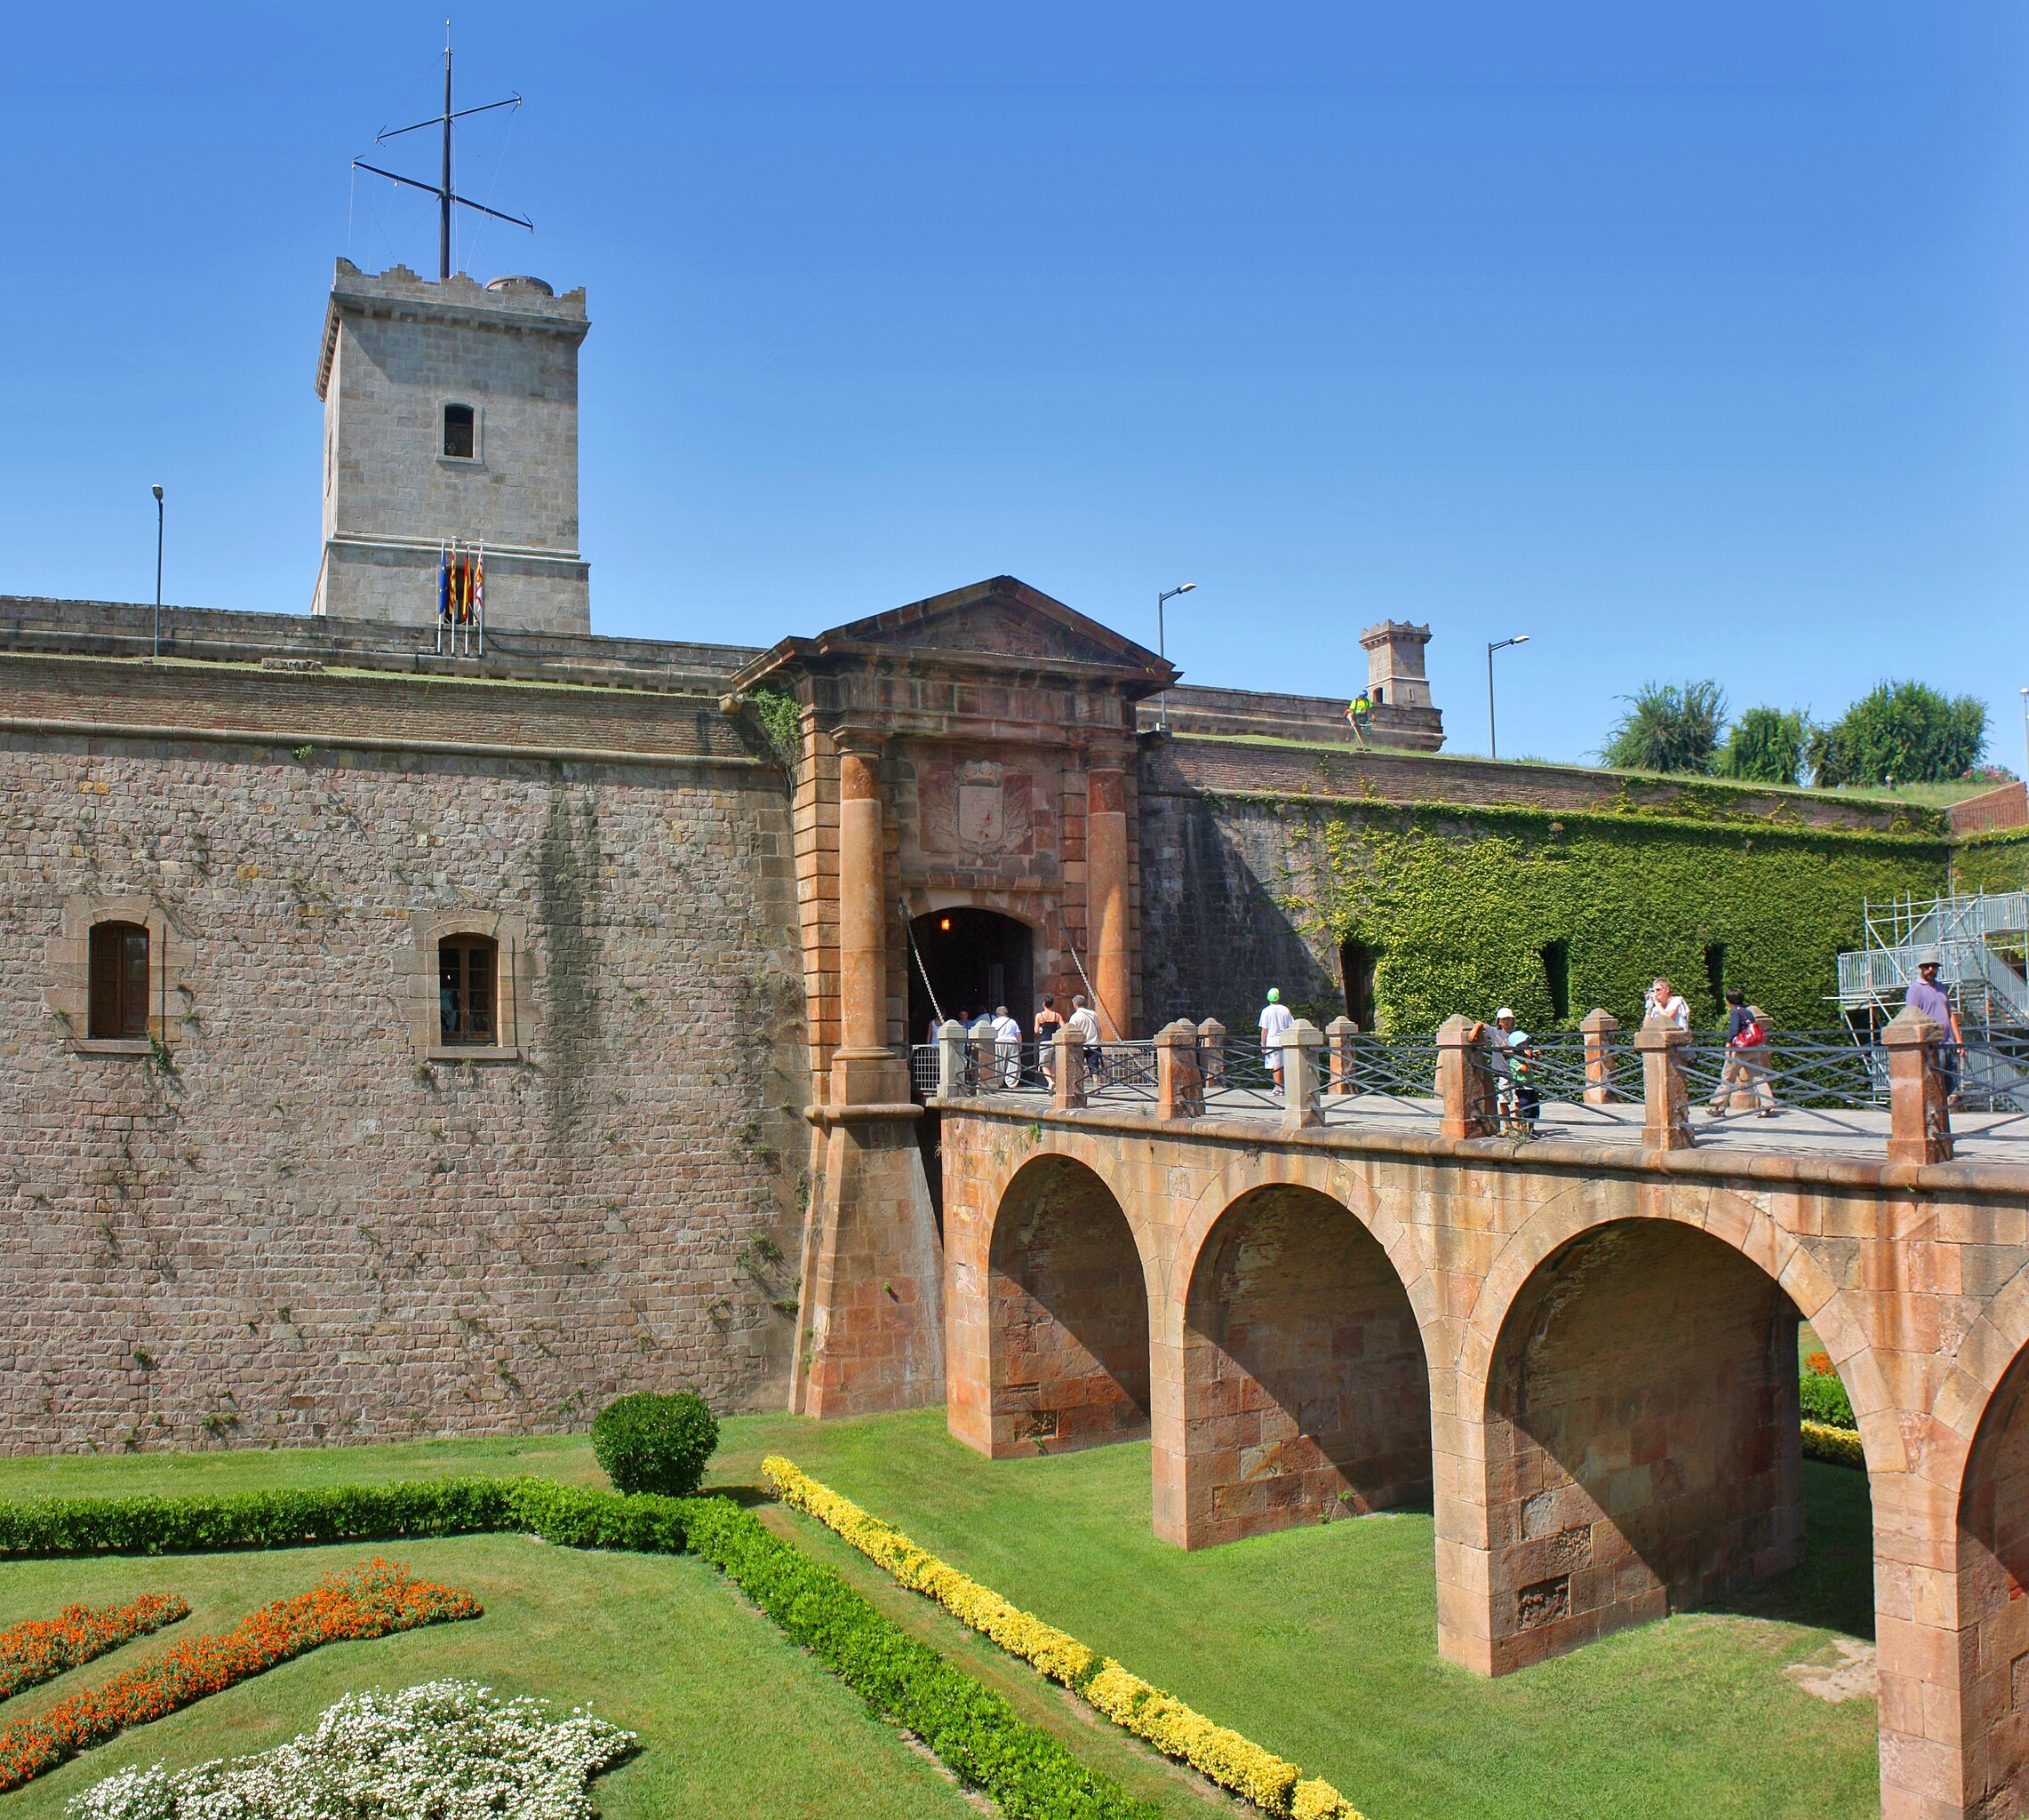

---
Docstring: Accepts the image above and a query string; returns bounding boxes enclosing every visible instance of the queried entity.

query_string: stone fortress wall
[0,582,1949,1449]
[0,603,805,1451]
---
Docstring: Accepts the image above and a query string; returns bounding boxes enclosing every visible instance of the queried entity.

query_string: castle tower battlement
[312,259,592,633]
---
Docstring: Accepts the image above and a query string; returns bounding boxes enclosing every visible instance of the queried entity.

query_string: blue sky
[2,4,2025,766]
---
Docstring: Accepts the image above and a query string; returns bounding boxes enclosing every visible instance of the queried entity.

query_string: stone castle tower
[312,259,592,633]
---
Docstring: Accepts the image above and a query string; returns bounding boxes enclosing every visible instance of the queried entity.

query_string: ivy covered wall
[1137,788,1951,1038]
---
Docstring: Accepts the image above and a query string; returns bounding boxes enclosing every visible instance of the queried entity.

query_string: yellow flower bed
[763,1456,1365,1820]
[1801,1419,1865,1469]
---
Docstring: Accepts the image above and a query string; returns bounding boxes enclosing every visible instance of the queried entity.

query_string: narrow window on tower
[87,922,150,1040]
[438,935,498,1043]
[1539,939,1570,1022]
[442,403,476,460]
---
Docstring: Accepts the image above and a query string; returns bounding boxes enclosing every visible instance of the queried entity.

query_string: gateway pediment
[731,576,1174,695]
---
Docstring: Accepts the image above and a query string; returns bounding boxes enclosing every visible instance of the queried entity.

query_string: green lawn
[713,1409,1880,1820]
[0,1409,1879,1820]
[0,1528,980,1819]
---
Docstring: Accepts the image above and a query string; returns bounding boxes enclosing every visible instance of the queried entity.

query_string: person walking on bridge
[1066,994,1103,1082]
[1907,952,1964,1106]
[1034,994,1064,1089]
[1259,987,1295,1102]
[991,1005,1023,1088]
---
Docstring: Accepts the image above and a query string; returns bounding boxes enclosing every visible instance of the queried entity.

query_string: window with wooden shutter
[437,936,498,1043]
[87,922,150,1040]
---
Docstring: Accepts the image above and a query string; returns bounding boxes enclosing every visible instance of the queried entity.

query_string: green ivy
[1953,830,2029,896]
[747,689,803,768]
[1269,802,1950,1035]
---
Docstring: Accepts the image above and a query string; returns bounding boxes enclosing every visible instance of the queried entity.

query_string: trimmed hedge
[591,1392,719,1498]
[0,1478,698,1562]
[682,1497,1157,1820]
[1798,1370,1857,1432]
[1801,1421,1865,1470]
[0,1477,1151,1819]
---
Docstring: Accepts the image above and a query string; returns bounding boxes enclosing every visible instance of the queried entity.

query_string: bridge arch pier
[947,1152,1152,1458]
[1171,1182,1431,1550]
[1440,1215,1805,1675]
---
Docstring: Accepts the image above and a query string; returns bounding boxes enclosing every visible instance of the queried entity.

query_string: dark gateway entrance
[907,908,1035,1050]
[907,909,1036,1220]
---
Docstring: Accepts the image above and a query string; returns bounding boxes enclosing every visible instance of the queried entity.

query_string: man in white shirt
[1258,987,1295,1100]
[1065,994,1102,1059]
[990,1003,1023,1088]
[1643,977,1690,1031]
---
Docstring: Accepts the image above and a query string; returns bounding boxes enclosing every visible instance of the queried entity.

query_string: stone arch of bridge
[971,1150,1154,1459]
[1172,1180,1434,1550]
[1945,1322,2029,1820]
[1459,1186,1903,1477]
[1169,1151,1442,1341]
[1461,1214,1809,1672]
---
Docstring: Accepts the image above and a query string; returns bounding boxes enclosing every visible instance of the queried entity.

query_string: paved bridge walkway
[926,1017,2029,1820]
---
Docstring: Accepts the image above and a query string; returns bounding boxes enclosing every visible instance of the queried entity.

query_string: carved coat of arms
[956,762,1004,850]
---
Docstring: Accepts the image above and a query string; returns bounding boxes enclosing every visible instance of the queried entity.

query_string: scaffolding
[1835,890,2029,1107]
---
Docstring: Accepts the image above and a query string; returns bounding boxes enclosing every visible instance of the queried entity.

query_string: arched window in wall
[442,403,475,459]
[87,922,150,1040]
[438,935,497,1043]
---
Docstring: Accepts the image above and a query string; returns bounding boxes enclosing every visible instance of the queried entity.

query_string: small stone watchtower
[313,259,592,633]
[1359,620,1444,751]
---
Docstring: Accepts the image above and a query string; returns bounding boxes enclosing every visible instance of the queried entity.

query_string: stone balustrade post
[1274,1018,1325,1131]
[1051,1027,1087,1112]
[936,1018,970,1099]
[1883,1004,1953,1166]
[1580,1008,1620,1104]
[1325,1016,1358,1097]
[1636,1020,1694,1153]
[1195,1018,1228,1096]
[1436,1014,1495,1140]
[1154,1019,1204,1120]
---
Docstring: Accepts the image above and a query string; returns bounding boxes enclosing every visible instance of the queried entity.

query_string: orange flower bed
[0,1595,188,1703]
[0,1559,480,1792]
[1806,1351,1834,1376]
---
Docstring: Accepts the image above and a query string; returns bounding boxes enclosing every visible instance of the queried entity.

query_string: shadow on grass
[1709,1460,1875,1640]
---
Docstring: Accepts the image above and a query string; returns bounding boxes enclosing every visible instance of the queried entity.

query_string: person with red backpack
[1706,987,1777,1118]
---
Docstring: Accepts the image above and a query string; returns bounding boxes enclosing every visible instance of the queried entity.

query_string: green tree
[1719,706,1810,786]
[1601,680,1727,775]
[1809,682,1987,787]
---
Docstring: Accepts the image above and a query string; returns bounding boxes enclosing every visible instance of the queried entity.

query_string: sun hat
[1496,1007,1515,1020]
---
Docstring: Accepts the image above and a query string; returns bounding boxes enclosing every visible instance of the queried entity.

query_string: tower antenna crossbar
[351,27,531,281]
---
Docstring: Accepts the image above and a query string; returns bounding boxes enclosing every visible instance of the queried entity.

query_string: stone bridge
[931,1019,2029,1820]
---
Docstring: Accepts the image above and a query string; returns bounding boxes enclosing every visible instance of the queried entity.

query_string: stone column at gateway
[1087,763,1132,1036]
[795,736,946,1417]
[835,743,892,1095]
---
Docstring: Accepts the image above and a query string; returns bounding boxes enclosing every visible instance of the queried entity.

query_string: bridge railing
[912,1012,2003,1164]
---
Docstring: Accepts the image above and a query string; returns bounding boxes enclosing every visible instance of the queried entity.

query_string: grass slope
[713,1409,1880,1820]
[0,1533,979,1820]
[0,1408,1880,1820]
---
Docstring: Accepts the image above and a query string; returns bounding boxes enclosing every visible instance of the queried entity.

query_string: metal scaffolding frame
[1835,890,2029,1108]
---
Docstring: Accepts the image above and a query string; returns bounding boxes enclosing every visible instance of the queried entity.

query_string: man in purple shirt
[1907,953,1963,1103]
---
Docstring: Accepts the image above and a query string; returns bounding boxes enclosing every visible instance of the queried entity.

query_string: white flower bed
[68,1679,635,1820]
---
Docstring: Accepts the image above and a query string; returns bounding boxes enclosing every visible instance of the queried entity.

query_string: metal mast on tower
[352,27,532,280]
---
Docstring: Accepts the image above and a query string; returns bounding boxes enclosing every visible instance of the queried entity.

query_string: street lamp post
[2019,687,2027,785]
[151,485,164,659]
[1155,582,1195,731]
[1486,634,1530,761]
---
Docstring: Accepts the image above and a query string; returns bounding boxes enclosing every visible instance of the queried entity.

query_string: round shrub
[1799,1367,1856,1432]
[591,1392,719,1497]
